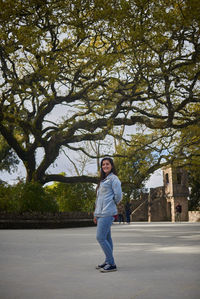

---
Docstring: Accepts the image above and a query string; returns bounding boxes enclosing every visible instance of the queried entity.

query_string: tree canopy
[114,135,155,201]
[0,0,199,185]
[46,180,96,212]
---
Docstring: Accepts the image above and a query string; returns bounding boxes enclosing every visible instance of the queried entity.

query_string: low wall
[0,212,95,229]
[188,211,200,222]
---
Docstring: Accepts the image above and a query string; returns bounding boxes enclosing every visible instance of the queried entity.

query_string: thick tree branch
[42,174,99,185]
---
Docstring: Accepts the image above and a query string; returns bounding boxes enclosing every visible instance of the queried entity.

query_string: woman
[94,157,122,272]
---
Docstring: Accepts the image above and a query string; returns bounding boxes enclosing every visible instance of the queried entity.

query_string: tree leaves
[0,0,199,184]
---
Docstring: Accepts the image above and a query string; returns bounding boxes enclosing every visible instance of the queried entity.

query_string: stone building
[131,166,189,222]
[163,166,189,222]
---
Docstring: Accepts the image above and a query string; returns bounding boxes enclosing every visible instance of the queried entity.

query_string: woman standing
[94,157,122,272]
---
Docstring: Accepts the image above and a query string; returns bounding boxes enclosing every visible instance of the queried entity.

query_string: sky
[0,152,164,189]
[0,98,164,188]
[0,106,164,188]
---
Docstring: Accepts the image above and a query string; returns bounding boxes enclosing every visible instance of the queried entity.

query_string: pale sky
[0,102,164,188]
[0,154,163,189]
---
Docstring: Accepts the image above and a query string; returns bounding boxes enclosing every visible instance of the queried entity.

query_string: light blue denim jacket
[94,173,122,217]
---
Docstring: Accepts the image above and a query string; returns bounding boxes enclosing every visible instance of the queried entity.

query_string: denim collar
[102,172,113,181]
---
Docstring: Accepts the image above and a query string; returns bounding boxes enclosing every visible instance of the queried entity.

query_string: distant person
[94,157,122,272]
[118,202,124,224]
[175,203,182,222]
[125,201,131,224]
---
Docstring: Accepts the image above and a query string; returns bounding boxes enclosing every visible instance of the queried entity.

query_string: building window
[177,173,182,184]
[166,173,169,184]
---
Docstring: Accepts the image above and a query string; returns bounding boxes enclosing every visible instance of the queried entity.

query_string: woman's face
[102,160,112,176]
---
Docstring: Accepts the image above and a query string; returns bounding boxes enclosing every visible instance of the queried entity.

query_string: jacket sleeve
[112,176,122,204]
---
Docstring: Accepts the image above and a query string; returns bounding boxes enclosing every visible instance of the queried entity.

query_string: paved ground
[0,222,200,299]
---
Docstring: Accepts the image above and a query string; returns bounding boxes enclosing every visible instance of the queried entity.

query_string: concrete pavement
[0,222,200,299]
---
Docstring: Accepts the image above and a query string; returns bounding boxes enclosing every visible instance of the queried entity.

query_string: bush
[46,182,96,212]
[0,182,58,213]
[0,183,20,212]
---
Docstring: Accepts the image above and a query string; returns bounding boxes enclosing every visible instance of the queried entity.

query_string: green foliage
[0,0,199,185]
[17,182,59,213]
[46,182,96,212]
[114,135,155,201]
[188,169,200,211]
[0,135,19,173]
[0,182,58,213]
[0,183,20,212]
[169,113,200,172]
[180,123,200,168]
[0,180,95,213]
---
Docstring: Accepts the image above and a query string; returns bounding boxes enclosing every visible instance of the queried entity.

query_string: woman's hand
[93,217,97,224]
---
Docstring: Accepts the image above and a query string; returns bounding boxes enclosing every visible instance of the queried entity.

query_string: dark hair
[96,157,117,191]
[100,157,117,180]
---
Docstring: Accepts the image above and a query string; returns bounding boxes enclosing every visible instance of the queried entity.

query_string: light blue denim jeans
[96,216,115,265]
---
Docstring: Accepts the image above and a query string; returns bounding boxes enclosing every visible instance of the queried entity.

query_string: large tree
[0,0,199,185]
[114,134,156,201]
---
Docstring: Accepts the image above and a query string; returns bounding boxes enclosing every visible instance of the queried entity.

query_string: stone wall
[0,212,95,229]
[130,199,148,222]
[173,197,189,222]
[150,187,168,221]
[188,211,200,222]
[131,187,169,222]
[163,167,189,198]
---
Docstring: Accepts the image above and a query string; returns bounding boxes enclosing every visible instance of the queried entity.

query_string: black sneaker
[95,262,107,270]
[100,264,117,272]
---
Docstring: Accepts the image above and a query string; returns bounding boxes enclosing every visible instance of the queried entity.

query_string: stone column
[171,197,175,222]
